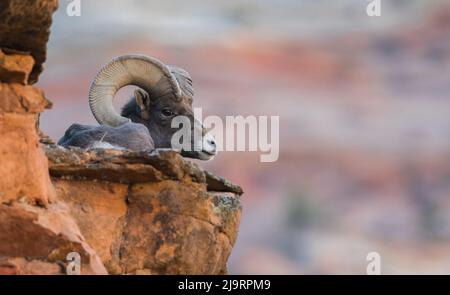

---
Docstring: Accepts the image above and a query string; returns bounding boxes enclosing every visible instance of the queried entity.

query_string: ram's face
[137,90,217,160]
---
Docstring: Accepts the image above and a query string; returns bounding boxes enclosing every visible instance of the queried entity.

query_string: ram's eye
[161,109,175,117]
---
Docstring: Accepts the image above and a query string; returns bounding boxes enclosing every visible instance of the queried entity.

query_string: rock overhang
[45,145,243,196]
[44,145,243,274]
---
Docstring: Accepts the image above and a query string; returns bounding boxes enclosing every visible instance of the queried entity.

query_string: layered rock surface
[46,147,242,274]
[0,0,59,84]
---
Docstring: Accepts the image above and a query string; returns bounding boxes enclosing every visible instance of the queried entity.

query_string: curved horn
[89,55,182,126]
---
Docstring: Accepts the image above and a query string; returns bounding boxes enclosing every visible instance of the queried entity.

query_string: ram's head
[88,55,217,160]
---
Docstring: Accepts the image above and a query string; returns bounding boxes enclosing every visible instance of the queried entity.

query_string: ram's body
[58,121,153,151]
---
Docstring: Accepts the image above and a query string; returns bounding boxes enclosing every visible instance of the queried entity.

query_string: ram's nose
[202,133,217,158]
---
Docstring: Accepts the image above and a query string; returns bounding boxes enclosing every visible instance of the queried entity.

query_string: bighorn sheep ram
[58,55,217,160]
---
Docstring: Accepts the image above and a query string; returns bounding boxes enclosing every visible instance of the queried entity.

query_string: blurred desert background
[38,0,450,274]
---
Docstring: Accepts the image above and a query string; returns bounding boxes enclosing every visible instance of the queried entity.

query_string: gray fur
[58,122,154,152]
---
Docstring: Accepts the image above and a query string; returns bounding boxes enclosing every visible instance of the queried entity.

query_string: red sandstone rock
[0,49,35,85]
[0,203,107,274]
[0,112,56,206]
[0,82,52,113]
[48,147,242,275]
[0,0,59,84]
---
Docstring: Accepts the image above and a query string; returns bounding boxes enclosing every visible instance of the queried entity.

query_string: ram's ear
[135,89,151,119]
